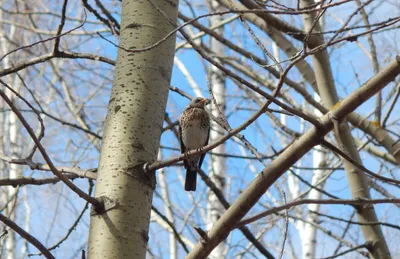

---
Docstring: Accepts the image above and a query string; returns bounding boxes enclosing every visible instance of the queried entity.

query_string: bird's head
[187,97,210,109]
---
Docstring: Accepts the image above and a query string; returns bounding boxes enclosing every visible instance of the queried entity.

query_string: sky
[2,0,400,258]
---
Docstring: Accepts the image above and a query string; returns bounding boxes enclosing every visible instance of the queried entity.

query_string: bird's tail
[185,169,197,191]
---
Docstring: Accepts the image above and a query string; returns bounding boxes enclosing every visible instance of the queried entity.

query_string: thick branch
[185,56,400,259]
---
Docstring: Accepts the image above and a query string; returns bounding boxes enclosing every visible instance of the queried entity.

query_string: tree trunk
[0,14,21,259]
[206,1,226,258]
[158,151,177,259]
[300,0,391,258]
[302,101,326,259]
[87,0,178,258]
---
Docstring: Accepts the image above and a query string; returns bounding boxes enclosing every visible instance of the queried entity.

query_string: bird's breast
[182,120,208,150]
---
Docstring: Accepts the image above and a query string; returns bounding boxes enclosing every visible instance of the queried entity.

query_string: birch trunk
[207,1,226,258]
[302,10,326,255]
[302,95,326,259]
[87,1,178,258]
[158,151,177,259]
[0,13,21,259]
[301,0,390,257]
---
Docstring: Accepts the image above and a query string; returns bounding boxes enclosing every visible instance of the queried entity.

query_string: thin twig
[0,9,86,62]
[238,198,400,228]
[318,242,372,259]
[151,206,190,253]
[0,79,44,158]
[321,139,400,185]
[29,180,94,256]
[197,170,276,259]
[0,86,102,210]
[53,0,69,53]
[0,212,55,259]
[310,210,400,231]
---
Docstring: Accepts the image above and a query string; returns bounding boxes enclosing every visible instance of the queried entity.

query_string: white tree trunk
[0,14,21,259]
[302,94,325,259]
[4,109,20,259]
[300,0,391,257]
[207,1,226,258]
[157,151,177,259]
[87,1,178,258]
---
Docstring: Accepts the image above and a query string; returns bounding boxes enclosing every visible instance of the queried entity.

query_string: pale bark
[174,57,203,98]
[0,1,399,257]
[185,55,400,259]
[207,1,226,258]
[275,41,305,255]
[87,0,178,258]
[300,0,391,257]
[4,107,19,259]
[157,151,177,259]
[355,0,381,122]
[217,0,318,92]
[214,0,400,163]
[0,14,21,259]
[302,94,326,259]
[19,187,31,259]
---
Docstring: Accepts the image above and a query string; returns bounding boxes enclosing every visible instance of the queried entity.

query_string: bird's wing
[198,126,210,169]
[179,123,189,169]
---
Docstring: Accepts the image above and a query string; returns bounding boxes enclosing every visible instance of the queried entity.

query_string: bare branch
[238,198,400,228]
[0,212,55,259]
[0,84,102,210]
[185,55,400,259]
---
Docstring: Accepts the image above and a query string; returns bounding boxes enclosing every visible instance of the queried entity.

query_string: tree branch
[0,212,55,259]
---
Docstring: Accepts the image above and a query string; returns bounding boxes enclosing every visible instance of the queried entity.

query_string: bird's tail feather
[185,169,197,191]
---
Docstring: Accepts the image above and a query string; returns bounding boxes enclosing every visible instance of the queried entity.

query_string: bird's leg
[183,150,190,159]
[196,146,204,155]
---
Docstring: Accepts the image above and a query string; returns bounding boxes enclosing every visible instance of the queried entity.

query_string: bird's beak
[203,98,211,105]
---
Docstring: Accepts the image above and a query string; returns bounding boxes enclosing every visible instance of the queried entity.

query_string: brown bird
[179,97,210,191]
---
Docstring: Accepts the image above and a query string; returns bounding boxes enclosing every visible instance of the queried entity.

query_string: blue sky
[4,0,400,258]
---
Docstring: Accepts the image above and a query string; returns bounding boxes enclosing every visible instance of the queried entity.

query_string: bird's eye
[195,99,200,103]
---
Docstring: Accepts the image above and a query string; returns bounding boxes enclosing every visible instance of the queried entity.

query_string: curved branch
[0,86,102,210]
[0,212,55,259]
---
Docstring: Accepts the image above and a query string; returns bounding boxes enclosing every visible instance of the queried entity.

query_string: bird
[179,97,210,191]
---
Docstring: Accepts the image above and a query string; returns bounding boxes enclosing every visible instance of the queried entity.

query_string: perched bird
[179,97,210,191]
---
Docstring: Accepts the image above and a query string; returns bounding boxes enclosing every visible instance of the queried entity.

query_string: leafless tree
[0,0,399,259]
